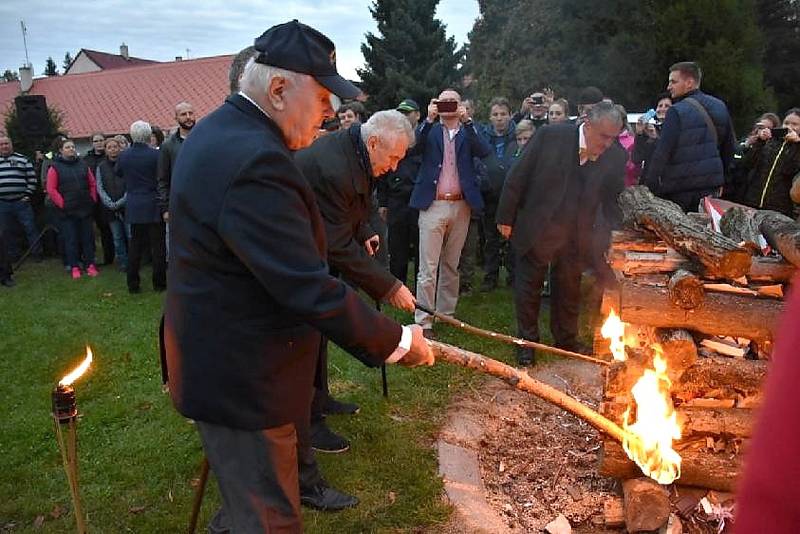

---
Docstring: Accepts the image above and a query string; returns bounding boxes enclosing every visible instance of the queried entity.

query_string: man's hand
[163,211,169,222]
[497,224,512,239]
[364,234,380,256]
[397,325,435,367]
[542,87,555,104]
[458,104,469,123]
[378,207,388,222]
[786,129,799,143]
[757,127,772,142]
[520,96,534,114]
[427,99,439,122]
[635,118,646,135]
[385,284,415,312]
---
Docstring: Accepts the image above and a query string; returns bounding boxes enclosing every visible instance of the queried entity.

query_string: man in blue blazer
[409,89,491,337]
[164,21,433,531]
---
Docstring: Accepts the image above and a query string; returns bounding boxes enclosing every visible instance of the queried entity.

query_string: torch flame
[622,344,682,484]
[59,346,93,386]
[600,308,627,361]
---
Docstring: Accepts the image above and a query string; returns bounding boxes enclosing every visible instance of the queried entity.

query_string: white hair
[240,57,300,97]
[360,110,415,148]
[130,120,152,144]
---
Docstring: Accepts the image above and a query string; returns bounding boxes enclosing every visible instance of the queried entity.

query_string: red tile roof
[0,55,233,139]
[81,49,159,71]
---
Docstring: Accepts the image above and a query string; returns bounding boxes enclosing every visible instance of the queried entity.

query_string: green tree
[44,56,58,76]
[63,51,74,73]
[358,0,462,111]
[2,69,19,83]
[756,0,800,114]
[3,103,65,159]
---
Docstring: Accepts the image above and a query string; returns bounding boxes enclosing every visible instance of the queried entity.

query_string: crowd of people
[2,19,800,531]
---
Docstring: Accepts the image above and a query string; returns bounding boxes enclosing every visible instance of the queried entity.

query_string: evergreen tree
[358,0,462,111]
[756,0,800,114]
[2,69,19,83]
[3,104,64,159]
[63,51,74,73]
[44,57,58,76]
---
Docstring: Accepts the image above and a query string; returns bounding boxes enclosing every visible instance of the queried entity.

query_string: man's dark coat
[295,127,399,301]
[496,122,626,262]
[164,94,401,431]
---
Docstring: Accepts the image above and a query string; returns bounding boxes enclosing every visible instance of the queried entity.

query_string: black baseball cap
[254,20,360,99]
[396,99,420,113]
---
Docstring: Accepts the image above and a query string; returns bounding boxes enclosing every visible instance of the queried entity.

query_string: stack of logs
[596,187,799,531]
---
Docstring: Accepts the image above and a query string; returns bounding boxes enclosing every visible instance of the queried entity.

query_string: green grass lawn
[0,258,596,533]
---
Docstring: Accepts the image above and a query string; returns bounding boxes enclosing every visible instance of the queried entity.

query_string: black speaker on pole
[15,95,50,138]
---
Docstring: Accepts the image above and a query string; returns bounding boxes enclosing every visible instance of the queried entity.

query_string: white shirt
[578,123,588,166]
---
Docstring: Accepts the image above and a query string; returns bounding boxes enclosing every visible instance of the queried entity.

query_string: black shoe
[311,422,350,453]
[300,483,359,511]
[1,277,16,288]
[459,283,472,295]
[128,287,141,294]
[480,278,497,292]
[324,397,360,416]
[517,348,535,366]
[422,329,436,340]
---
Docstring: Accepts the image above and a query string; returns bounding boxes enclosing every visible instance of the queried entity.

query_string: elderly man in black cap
[164,20,433,533]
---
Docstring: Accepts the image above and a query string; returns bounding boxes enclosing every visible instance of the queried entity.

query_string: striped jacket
[0,152,37,201]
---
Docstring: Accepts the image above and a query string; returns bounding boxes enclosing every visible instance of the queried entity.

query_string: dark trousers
[481,204,514,284]
[514,246,583,347]
[127,222,166,291]
[93,203,115,264]
[0,229,12,281]
[458,216,482,287]
[0,199,42,258]
[299,338,329,492]
[388,214,418,288]
[60,214,96,268]
[197,420,303,533]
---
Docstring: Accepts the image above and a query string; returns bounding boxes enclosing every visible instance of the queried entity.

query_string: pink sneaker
[71,267,82,279]
[86,264,99,277]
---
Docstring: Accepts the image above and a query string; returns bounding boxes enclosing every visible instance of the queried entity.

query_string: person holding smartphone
[739,108,800,216]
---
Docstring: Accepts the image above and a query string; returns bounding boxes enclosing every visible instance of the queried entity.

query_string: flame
[601,308,627,361]
[59,346,93,386]
[622,344,682,484]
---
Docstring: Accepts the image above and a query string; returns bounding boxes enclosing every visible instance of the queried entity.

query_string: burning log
[667,270,705,310]
[601,402,755,439]
[614,280,782,343]
[618,186,752,279]
[600,441,739,492]
[622,478,670,532]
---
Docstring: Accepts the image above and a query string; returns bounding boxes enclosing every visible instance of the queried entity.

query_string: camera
[770,127,789,139]
[531,95,544,105]
[436,100,458,114]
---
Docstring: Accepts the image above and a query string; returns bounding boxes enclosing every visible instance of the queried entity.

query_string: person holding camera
[633,93,672,176]
[739,108,800,217]
[409,89,491,338]
[514,89,553,128]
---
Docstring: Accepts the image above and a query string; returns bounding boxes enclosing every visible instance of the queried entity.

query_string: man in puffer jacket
[643,61,736,212]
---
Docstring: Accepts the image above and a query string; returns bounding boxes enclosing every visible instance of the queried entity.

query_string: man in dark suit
[496,102,626,365]
[164,21,433,532]
[409,89,491,338]
[295,110,416,488]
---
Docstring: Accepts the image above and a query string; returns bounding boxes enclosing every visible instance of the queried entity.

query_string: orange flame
[600,308,627,361]
[59,346,93,386]
[622,344,682,484]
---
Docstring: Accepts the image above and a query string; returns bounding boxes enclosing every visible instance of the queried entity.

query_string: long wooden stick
[416,304,610,366]
[429,340,630,445]
[187,457,210,534]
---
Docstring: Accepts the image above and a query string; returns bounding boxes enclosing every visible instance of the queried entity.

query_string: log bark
[618,280,782,343]
[668,270,705,310]
[656,329,698,372]
[605,354,767,401]
[603,497,625,528]
[611,229,669,252]
[754,210,800,267]
[599,440,740,492]
[600,402,755,438]
[622,478,670,532]
[720,206,763,252]
[618,187,752,279]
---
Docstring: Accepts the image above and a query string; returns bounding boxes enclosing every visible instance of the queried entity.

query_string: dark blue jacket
[644,89,736,208]
[117,142,161,224]
[409,120,491,211]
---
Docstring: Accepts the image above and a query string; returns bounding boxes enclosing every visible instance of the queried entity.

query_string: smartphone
[531,95,544,105]
[770,127,789,139]
[640,109,657,124]
[436,100,458,113]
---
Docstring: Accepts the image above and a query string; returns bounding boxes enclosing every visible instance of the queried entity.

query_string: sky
[0,0,479,81]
